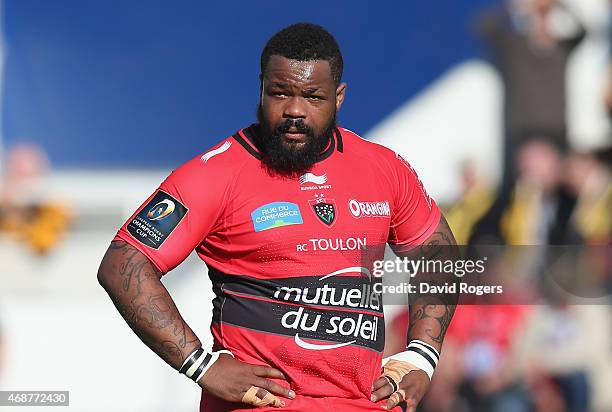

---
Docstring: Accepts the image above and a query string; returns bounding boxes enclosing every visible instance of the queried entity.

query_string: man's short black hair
[260,23,343,84]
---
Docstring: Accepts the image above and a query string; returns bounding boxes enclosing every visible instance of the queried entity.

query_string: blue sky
[2,0,498,167]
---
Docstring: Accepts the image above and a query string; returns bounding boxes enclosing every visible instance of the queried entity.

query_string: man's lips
[283,130,307,141]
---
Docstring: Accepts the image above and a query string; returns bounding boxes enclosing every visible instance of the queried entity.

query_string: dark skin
[98,55,457,410]
[371,215,458,410]
[259,55,346,147]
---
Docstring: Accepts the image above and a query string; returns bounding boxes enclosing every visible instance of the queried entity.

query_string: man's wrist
[179,347,234,384]
[386,340,440,380]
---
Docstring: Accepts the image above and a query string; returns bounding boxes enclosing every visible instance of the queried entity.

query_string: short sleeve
[387,153,441,251]
[114,143,232,273]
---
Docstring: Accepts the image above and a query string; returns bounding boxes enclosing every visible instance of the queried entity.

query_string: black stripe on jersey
[334,127,343,153]
[208,267,384,316]
[212,292,385,352]
[232,132,262,160]
[317,127,336,161]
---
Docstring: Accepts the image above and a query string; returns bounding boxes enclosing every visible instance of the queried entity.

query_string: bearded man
[98,23,457,412]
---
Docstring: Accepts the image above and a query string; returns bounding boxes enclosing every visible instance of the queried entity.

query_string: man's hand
[199,353,295,408]
[371,368,430,411]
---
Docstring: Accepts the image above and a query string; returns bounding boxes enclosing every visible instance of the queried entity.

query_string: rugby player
[98,23,457,411]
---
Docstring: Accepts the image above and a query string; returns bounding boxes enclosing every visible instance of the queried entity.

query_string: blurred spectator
[469,136,578,245]
[475,0,586,186]
[0,143,70,254]
[564,147,612,245]
[445,159,495,245]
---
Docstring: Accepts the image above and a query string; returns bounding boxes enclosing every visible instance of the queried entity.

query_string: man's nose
[283,96,307,119]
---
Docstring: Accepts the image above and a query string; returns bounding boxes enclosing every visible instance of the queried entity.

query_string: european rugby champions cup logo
[127,191,187,249]
[309,193,336,227]
[146,199,175,221]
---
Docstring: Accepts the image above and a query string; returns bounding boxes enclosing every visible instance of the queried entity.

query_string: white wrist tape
[179,347,234,383]
[385,339,440,380]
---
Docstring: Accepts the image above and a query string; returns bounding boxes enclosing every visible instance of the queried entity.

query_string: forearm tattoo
[401,216,458,349]
[100,241,200,368]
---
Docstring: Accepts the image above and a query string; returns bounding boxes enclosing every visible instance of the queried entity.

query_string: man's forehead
[263,55,333,84]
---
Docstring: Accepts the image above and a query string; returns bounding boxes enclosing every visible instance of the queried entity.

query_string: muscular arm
[97,240,201,369]
[397,215,459,353]
[98,240,295,406]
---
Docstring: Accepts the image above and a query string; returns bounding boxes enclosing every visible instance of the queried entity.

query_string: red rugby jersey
[115,125,440,411]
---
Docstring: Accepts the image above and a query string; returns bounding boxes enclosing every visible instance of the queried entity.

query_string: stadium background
[0,0,610,411]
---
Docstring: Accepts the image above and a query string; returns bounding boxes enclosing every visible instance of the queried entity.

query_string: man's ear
[335,82,347,112]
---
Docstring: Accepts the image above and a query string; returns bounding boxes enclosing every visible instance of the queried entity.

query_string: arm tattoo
[407,304,455,345]
[398,215,458,350]
[99,241,200,368]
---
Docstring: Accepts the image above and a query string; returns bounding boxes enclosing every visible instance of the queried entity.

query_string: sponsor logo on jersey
[272,267,382,350]
[294,334,355,350]
[281,308,380,351]
[251,202,303,232]
[201,140,231,163]
[300,172,327,185]
[309,194,336,227]
[318,266,372,280]
[127,190,187,249]
[216,270,384,352]
[348,199,390,218]
[299,172,332,191]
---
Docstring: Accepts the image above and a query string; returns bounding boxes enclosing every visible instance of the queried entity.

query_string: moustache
[275,119,313,135]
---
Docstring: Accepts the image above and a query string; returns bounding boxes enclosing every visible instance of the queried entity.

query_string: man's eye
[306,95,323,100]
[271,92,287,97]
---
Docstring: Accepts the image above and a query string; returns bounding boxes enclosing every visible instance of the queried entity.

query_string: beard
[254,104,336,179]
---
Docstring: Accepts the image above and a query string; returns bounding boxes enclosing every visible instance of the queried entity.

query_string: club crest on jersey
[309,194,336,227]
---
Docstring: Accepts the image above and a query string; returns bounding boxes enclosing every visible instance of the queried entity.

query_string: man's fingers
[370,376,396,402]
[387,395,419,412]
[254,377,296,399]
[383,388,406,410]
[251,365,287,380]
[241,386,284,407]
[384,382,425,412]
[255,388,268,399]
[402,397,419,412]
[372,375,389,391]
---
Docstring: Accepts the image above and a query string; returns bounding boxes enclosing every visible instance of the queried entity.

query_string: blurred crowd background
[0,0,610,411]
